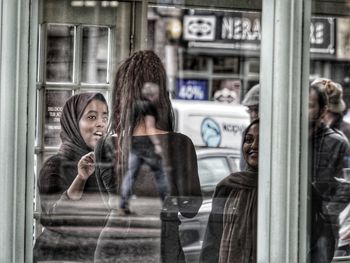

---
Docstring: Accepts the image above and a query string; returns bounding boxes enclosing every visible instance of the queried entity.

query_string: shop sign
[220,15,261,43]
[184,14,335,54]
[310,17,335,54]
[183,16,216,41]
[176,79,208,100]
[44,90,72,147]
[183,13,262,50]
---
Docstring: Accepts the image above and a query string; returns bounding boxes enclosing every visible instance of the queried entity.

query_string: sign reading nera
[184,13,335,54]
[220,16,261,41]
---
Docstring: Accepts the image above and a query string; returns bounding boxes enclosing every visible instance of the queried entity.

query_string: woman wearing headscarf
[93,50,202,262]
[200,119,259,263]
[33,92,109,263]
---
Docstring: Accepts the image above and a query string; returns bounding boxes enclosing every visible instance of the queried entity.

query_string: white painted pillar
[257,0,311,262]
[0,0,35,262]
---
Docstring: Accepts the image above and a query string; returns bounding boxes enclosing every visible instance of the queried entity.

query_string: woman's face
[243,123,259,169]
[79,99,108,149]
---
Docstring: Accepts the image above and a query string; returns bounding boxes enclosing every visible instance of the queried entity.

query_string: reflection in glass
[308,80,350,261]
[212,79,241,103]
[44,90,72,147]
[82,26,109,84]
[198,157,230,190]
[46,24,74,82]
[180,54,208,71]
[309,3,350,259]
[213,57,240,74]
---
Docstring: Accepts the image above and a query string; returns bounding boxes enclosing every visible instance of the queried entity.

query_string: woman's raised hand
[78,152,95,180]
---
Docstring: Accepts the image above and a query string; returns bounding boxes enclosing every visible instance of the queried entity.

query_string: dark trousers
[120,151,168,209]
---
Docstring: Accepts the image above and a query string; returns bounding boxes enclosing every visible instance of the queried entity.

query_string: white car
[180,147,240,263]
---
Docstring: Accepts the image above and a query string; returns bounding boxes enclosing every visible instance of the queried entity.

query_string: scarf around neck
[218,170,257,263]
[218,119,259,263]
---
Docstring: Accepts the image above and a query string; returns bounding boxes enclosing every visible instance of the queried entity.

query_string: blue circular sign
[201,117,221,147]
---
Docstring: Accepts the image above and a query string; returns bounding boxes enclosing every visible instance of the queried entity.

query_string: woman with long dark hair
[94,50,202,262]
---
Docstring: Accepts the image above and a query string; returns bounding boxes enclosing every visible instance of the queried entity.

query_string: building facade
[1,0,350,262]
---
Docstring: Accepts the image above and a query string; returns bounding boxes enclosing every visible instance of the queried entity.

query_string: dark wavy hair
[110,50,174,174]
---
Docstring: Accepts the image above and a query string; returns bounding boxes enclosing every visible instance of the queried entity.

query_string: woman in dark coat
[93,50,202,263]
[200,119,259,263]
[33,93,109,263]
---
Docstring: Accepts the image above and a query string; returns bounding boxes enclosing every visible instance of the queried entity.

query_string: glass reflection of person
[200,119,259,263]
[119,90,169,214]
[308,82,350,263]
[94,50,202,263]
[33,93,109,263]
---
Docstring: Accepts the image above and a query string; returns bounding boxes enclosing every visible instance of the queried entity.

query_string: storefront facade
[1,0,350,262]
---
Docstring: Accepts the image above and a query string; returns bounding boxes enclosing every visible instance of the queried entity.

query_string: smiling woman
[200,118,259,263]
[79,99,109,149]
[33,93,110,263]
[243,121,259,170]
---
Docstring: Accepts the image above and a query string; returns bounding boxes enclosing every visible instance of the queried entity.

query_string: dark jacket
[34,153,108,262]
[310,125,350,214]
[310,124,350,263]
[339,121,350,142]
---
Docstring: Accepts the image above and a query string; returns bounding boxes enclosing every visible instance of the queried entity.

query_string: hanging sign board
[44,90,72,147]
[183,13,335,54]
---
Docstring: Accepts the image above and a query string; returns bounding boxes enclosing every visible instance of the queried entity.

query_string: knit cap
[242,84,260,107]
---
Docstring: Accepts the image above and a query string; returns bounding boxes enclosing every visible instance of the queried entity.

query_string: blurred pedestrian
[119,84,169,214]
[94,50,202,263]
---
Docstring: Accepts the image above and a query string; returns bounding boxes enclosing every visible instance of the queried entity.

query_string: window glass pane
[309,4,350,261]
[179,54,208,71]
[46,24,74,82]
[44,89,72,147]
[34,2,114,263]
[212,79,241,103]
[33,2,258,263]
[198,157,230,194]
[147,5,257,263]
[213,57,240,74]
[82,26,109,84]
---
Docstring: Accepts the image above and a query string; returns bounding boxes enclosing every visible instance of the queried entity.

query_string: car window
[197,157,231,187]
[228,155,241,172]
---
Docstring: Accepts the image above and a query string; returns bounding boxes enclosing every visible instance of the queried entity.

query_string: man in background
[309,80,350,263]
[242,84,260,122]
[240,84,260,171]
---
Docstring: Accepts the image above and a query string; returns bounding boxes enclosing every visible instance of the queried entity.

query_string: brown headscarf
[58,92,107,160]
[218,119,259,263]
